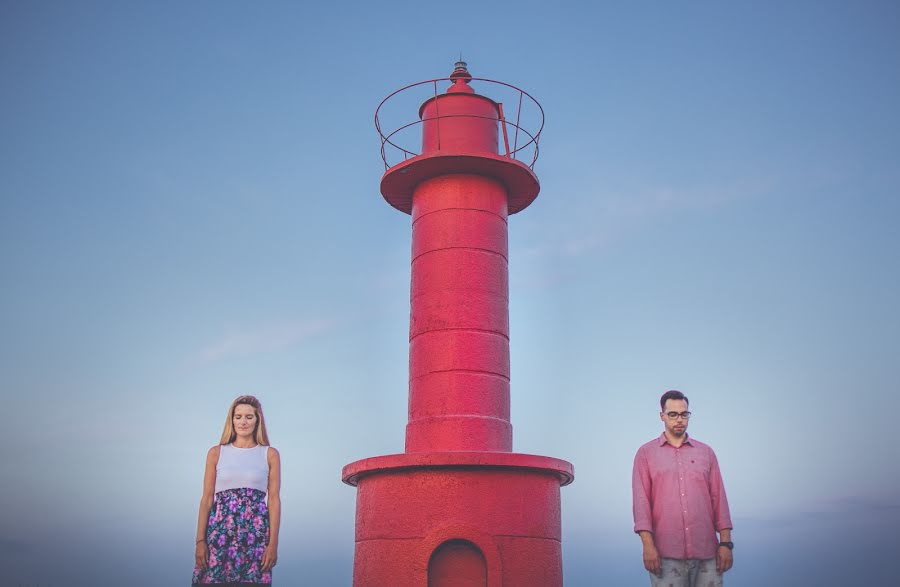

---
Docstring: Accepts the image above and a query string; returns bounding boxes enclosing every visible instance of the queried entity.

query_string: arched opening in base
[427,539,488,587]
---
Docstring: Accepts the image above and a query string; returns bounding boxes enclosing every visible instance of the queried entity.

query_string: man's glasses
[665,411,692,420]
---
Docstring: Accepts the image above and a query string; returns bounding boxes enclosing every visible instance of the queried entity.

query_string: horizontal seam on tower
[412,207,508,225]
[410,288,508,301]
[409,369,510,382]
[353,535,561,543]
[354,536,426,542]
[409,415,511,422]
[492,535,562,542]
[408,415,510,423]
[411,246,508,264]
[409,327,509,343]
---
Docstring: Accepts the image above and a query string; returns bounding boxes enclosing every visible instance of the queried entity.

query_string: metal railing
[375,77,544,172]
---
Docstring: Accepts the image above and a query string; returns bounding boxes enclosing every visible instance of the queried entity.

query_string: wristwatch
[718,541,734,550]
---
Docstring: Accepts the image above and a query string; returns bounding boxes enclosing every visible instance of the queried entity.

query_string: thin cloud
[524,177,775,261]
[742,494,900,527]
[825,494,900,514]
[194,318,335,364]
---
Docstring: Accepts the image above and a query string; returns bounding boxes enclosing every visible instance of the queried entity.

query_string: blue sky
[1,1,898,585]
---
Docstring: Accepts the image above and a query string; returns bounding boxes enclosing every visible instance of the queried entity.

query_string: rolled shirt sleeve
[632,447,653,534]
[709,448,733,531]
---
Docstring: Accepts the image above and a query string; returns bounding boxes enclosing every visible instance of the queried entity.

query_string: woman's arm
[194,445,219,570]
[262,447,281,572]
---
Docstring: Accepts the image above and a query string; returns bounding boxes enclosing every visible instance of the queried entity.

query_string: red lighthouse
[343,62,573,586]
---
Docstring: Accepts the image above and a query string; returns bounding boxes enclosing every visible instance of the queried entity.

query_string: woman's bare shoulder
[206,445,222,461]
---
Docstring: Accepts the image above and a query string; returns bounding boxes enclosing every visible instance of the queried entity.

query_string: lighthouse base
[342,452,573,587]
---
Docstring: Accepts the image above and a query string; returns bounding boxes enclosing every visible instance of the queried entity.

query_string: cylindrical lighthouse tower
[343,62,573,587]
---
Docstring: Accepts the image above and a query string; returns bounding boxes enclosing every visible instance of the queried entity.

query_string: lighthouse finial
[450,58,471,82]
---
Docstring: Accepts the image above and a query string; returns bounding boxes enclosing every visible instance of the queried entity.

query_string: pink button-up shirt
[632,433,732,560]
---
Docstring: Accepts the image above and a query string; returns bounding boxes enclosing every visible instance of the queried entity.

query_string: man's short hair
[660,389,689,411]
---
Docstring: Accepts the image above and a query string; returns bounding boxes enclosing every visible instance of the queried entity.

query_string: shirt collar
[658,432,693,447]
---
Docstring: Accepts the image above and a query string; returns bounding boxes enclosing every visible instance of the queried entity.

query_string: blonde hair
[219,395,270,446]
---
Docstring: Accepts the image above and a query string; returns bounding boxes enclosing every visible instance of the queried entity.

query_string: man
[632,390,734,586]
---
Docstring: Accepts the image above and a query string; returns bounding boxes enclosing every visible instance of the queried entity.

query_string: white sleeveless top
[215,443,270,494]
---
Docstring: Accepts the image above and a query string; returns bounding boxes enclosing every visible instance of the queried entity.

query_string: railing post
[498,103,511,157]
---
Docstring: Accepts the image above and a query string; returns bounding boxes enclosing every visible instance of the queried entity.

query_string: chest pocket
[682,446,712,484]
[651,445,712,481]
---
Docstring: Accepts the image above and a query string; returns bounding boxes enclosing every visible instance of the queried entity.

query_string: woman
[192,395,281,586]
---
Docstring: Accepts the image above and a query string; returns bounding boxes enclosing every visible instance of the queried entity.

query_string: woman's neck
[232,437,258,448]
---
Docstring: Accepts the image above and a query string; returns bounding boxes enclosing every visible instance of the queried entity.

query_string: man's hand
[643,541,662,576]
[716,545,733,573]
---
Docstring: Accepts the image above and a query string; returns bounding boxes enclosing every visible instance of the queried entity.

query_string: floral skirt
[192,487,272,586]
